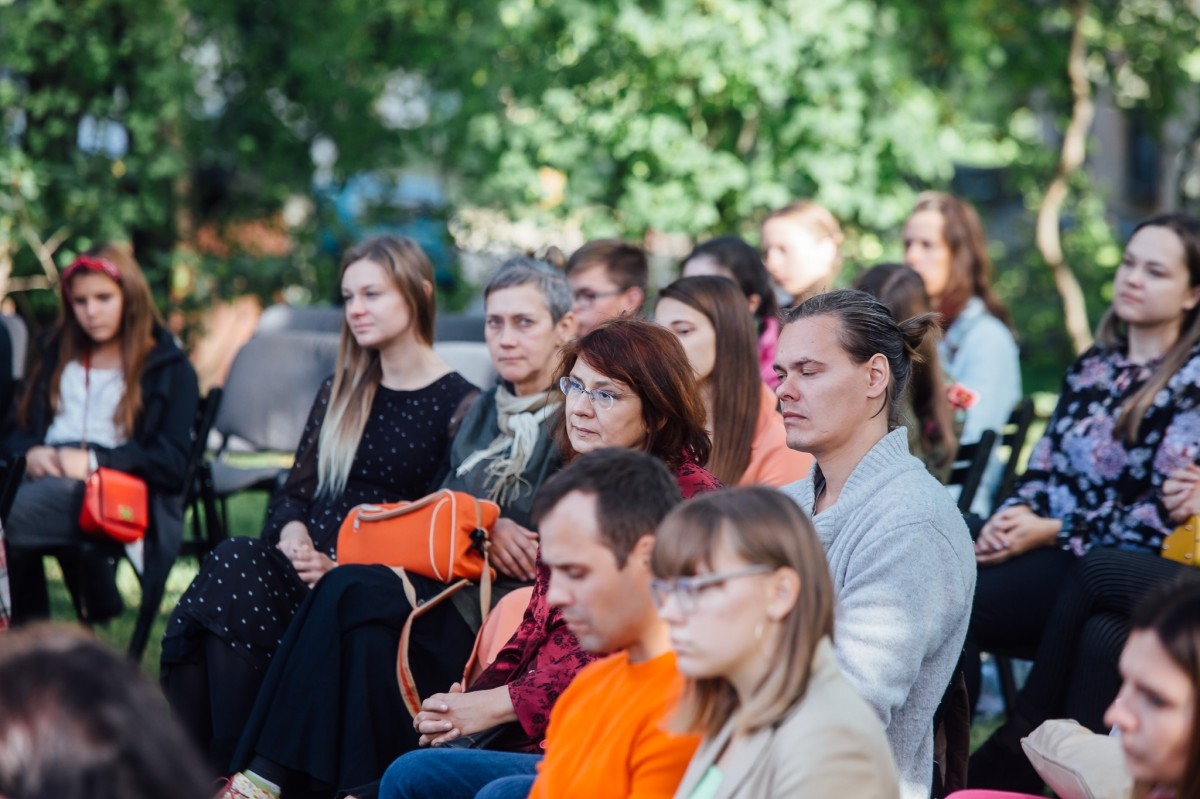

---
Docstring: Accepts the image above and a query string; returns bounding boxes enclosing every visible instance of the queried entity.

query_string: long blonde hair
[652,487,835,737]
[20,242,160,435]
[316,235,436,498]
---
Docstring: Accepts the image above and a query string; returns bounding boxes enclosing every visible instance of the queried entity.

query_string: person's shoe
[214,772,279,799]
[968,714,1045,794]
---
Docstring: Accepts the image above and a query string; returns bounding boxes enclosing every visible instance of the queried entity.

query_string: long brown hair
[908,192,1012,329]
[856,264,957,471]
[652,486,835,737]
[553,318,711,471]
[657,276,759,485]
[318,235,436,498]
[1095,213,1200,446]
[20,243,159,435]
[1128,578,1200,799]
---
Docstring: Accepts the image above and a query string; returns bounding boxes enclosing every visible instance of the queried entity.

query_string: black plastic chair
[995,397,1037,505]
[180,388,224,560]
[946,430,998,514]
[202,331,340,540]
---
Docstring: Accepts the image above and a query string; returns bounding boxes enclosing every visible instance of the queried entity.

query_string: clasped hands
[277,521,336,587]
[26,445,90,481]
[412,683,516,747]
[975,505,1061,566]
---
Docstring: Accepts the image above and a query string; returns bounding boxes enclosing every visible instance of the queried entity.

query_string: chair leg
[997,655,1019,715]
[128,567,168,661]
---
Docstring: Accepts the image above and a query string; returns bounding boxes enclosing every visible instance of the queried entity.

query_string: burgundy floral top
[468,461,722,749]
[999,341,1200,555]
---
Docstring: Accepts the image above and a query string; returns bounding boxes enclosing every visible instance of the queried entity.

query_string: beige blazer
[673,639,900,799]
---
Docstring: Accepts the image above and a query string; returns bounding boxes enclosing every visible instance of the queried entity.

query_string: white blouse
[44,361,128,448]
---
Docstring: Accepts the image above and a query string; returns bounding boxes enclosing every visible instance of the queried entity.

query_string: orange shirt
[739,384,813,487]
[528,650,699,799]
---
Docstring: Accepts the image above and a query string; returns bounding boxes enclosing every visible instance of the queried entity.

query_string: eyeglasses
[572,288,624,309]
[650,565,774,615]
[559,375,627,411]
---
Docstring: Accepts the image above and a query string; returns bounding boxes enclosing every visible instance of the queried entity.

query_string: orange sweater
[739,383,813,487]
[528,650,699,799]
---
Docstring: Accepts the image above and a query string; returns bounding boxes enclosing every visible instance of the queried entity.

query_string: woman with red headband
[2,242,199,624]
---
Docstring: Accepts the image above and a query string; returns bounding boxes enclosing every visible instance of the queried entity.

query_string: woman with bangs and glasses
[652,487,898,798]
[654,276,811,487]
[3,243,199,626]
[162,235,479,777]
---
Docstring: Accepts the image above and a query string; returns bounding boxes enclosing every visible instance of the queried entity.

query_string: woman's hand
[276,521,334,586]
[25,446,63,479]
[413,683,517,747]
[1163,465,1200,523]
[56,447,90,481]
[489,518,539,581]
[975,505,1061,566]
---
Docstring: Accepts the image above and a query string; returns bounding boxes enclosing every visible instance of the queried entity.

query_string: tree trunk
[1034,0,1095,355]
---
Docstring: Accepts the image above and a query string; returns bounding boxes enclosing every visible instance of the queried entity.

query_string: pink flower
[947,383,980,411]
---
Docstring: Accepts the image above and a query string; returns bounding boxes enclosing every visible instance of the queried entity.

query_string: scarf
[455,385,557,507]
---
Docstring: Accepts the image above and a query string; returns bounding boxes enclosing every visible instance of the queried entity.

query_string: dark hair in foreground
[532,448,683,568]
[554,318,712,471]
[653,487,834,736]
[855,264,956,470]
[1130,577,1200,799]
[1096,213,1200,446]
[0,624,211,799]
[784,289,940,428]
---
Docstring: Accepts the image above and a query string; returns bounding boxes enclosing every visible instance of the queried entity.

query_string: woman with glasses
[654,276,811,486]
[653,486,898,798]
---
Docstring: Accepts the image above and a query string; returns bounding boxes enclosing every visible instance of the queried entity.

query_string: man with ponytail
[773,289,975,799]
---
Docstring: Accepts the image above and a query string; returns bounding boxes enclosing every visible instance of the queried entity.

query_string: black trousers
[965,546,1076,712]
[1012,548,1197,731]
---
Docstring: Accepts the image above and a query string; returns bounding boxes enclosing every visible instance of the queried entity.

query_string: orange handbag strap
[396,494,493,718]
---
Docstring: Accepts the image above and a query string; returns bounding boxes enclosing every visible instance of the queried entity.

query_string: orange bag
[336,489,499,582]
[337,489,501,717]
[78,467,149,544]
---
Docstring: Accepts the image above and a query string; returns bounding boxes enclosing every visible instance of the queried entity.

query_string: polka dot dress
[161,373,477,671]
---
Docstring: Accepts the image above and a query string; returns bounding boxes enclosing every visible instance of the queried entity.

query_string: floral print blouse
[999,341,1200,555]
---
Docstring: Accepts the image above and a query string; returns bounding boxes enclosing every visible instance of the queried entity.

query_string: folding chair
[180,388,224,560]
[946,430,998,514]
[202,331,340,541]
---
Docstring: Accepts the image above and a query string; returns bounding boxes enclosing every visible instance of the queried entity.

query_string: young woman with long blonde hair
[161,235,478,771]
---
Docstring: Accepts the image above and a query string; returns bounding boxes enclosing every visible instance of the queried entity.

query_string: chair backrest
[0,313,29,380]
[947,429,998,514]
[435,313,486,343]
[214,332,340,453]
[0,455,26,528]
[434,341,497,390]
[996,398,1037,504]
[257,304,345,335]
[183,388,223,500]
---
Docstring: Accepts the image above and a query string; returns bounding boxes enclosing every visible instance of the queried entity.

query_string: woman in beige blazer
[651,487,899,799]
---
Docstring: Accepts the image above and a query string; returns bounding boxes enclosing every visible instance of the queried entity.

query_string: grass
[44,491,271,678]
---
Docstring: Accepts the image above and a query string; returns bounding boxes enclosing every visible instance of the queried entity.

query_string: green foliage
[1,0,193,282]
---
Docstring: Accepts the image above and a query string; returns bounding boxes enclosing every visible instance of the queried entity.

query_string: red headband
[62,255,123,296]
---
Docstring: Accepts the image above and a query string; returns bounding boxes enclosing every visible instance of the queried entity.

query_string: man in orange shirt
[378,448,700,799]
